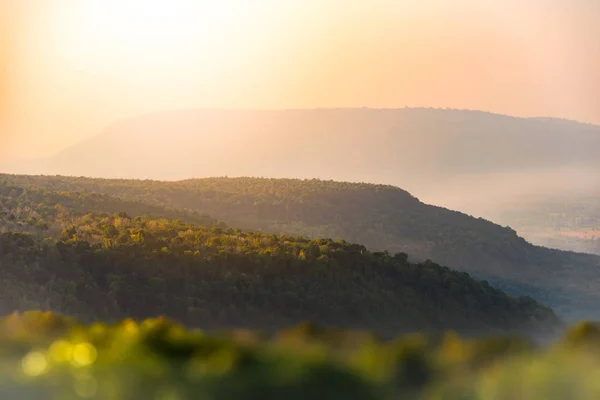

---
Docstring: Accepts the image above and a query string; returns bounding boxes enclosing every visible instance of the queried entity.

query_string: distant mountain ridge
[6,107,599,184]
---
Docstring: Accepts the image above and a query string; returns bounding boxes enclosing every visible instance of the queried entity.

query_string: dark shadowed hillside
[2,173,600,321]
[0,181,560,335]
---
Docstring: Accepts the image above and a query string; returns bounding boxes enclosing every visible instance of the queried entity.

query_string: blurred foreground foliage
[1,311,599,399]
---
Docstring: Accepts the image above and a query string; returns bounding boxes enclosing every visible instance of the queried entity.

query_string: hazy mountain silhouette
[9,108,599,185]
[5,108,599,250]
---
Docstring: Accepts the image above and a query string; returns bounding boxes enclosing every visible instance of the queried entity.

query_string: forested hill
[0,184,559,335]
[2,174,600,320]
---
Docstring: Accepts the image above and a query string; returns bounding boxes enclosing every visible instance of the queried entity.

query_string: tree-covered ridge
[0,312,599,399]
[0,208,559,335]
[0,183,219,233]
[2,174,599,319]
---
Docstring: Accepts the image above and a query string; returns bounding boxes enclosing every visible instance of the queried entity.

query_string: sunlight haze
[1,0,599,161]
[5,3,600,394]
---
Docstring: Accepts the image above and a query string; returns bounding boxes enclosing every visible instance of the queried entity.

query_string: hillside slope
[2,174,599,320]
[0,191,559,335]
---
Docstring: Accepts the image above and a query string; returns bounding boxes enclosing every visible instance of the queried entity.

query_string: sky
[1,0,600,162]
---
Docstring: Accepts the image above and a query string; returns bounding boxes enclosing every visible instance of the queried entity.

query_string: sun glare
[60,0,249,69]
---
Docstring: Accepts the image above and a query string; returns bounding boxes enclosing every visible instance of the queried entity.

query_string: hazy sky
[1,0,599,162]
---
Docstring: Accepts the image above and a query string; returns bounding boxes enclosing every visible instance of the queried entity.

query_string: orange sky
[1,0,599,162]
